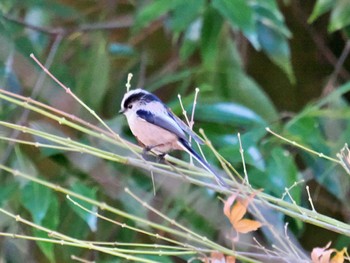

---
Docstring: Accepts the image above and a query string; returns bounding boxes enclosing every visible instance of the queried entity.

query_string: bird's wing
[177,138,227,187]
[136,109,187,140]
[167,108,204,145]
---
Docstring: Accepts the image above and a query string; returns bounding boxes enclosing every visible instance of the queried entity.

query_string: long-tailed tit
[120,88,226,187]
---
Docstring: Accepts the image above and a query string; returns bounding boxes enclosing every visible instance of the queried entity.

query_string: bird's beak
[119,109,125,114]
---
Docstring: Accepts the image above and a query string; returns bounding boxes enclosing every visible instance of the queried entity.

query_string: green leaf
[266,148,300,203]
[335,235,350,250]
[29,121,68,156]
[109,43,135,56]
[211,0,254,34]
[0,17,37,57]
[211,0,258,48]
[142,255,174,263]
[148,69,194,92]
[287,116,329,154]
[329,0,350,32]
[34,195,59,262]
[204,38,279,121]
[180,18,202,60]
[0,181,17,206]
[0,0,14,12]
[76,34,110,110]
[200,7,223,67]
[255,0,280,13]
[309,0,335,23]
[180,38,198,61]
[254,3,291,38]
[69,182,98,232]
[286,116,343,197]
[257,21,295,83]
[13,147,38,185]
[221,143,266,171]
[194,102,266,127]
[218,129,267,171]
[315,81,350,109]
[21,181,52,224]
[40,2,79,18]
[169,0,204,33]
[134,0,183,32]
[0,67,22,94]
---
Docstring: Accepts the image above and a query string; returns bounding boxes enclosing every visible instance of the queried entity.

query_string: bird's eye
[128,104,133,109]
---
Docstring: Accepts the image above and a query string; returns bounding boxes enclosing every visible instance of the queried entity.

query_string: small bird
[119,88,227,187]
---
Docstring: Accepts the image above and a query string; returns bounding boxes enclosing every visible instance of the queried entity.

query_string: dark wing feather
[136,110,187,140]
[178,138,227,187]
[167,109,204,145]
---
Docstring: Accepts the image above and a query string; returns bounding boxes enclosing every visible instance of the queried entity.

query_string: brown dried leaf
[210,251,225,263]
[234,218,263,234]
[311,242,334,263]
[223,193,262,234]
[223,193,238,219]
[229,199,247,225]
[207,252,236,263]
[330,248,346,263]
[226,256,236,263]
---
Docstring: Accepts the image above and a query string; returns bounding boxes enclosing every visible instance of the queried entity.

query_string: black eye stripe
[123,93,143,109]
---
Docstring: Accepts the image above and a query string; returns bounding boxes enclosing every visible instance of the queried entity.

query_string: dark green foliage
[0,0,350,262]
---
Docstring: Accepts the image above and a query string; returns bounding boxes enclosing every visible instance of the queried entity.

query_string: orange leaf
[223,193,262,234]
[229,200,247,224]
[207,252,236,263]
[330,248,346,263]
[223,193,238,219]
[226,256,236,263]
[233,218,263,234]
[210,251,225,263]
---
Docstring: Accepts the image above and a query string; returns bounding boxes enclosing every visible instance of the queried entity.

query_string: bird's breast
[127,117,182,153]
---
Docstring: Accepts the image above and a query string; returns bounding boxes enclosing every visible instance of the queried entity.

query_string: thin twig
[1,33,63,164]
[190,88,200,133]
[323,40,350,95]
[71,255,95,263]
[2,13,132,36]
[283,223,302,261]
[2,13,63,35]
[281,180,305,200]
[306,185,316,212]
[237,133,249,186]
[283,187,305,216]
[266,127,341,163]
[126,73,133,92]
[292,3,350,80]
[30,54,144,160]
[178,94,193,164]
[66,195,189,248]
[177,90,207,165]
[190,88,208,163]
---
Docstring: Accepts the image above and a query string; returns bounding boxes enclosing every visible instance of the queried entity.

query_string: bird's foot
[142,145,166,162]
[156,153,166,162]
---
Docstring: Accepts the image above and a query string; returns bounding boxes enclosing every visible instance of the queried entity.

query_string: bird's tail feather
[177,138,227,187]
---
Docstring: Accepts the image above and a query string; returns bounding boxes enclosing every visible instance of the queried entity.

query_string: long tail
[177,138,228,187]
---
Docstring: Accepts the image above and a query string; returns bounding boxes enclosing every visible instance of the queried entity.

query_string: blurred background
[0,0,350,262]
